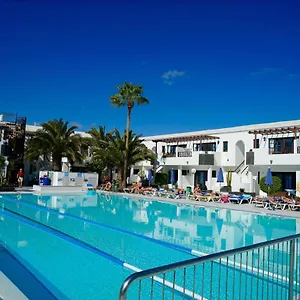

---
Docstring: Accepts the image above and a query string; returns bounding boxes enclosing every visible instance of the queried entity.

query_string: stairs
[156,165,163,173]
[234,160,245,174]
[234,160,248,175]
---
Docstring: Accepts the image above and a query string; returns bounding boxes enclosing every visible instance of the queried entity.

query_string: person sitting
[193,184,202,196]
[130,181,142,194]
[105,181,112,191]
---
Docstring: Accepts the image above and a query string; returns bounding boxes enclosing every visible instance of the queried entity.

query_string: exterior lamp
[191,168,196,187]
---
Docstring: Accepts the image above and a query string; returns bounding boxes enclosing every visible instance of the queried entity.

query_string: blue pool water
[0,192,299,299]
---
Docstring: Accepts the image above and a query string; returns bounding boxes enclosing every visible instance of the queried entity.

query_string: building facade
[1,115,300,195]
[131,120,300,196]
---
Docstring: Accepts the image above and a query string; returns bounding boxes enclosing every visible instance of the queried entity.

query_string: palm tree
[26,118,83,171]
[86,126,113,181]
[110,82,149,187]
[86,125,108,150]
[106,129,155,184]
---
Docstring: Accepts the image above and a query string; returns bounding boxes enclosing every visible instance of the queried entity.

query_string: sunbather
[193,184,202,196]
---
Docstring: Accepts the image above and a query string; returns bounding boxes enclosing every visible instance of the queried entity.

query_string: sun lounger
[252,198,270,208]
[290,202,300,211]
[229,194,252,204]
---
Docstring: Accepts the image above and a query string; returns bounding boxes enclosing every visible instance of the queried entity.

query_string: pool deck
[100,191,300,219]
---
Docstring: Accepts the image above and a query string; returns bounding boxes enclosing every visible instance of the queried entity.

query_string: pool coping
[98,191,300,219]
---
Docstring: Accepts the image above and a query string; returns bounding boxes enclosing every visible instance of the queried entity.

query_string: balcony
[269,147,294,155]
[162,152,176,158]
[177,150,192,157]
[199,153,214,165]
[160,150,217,166]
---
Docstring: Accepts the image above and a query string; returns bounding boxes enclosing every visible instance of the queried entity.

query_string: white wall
[181,173,194,188]
[149,130,255,168]
[249,133,300,165]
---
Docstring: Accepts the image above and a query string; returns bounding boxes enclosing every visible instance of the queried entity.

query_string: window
[162,145,165,153]
[272,172,296,190]
[212,170,216,178]
[178,144,187,149]
[269,137,294,154]
[133,169,139,175]
[167,145,177,153]
[223,141,228,152]
[253,139,260,149]
[182,170,189,175]
[166,145,177,157]
[193,142,216,152]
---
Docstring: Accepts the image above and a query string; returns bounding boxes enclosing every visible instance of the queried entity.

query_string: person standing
[17,168,24,188]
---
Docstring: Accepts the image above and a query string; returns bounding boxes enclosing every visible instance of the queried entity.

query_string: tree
[86,125,108,150]
[110,82,149,187]
[85,126,113,181]
[26,118,83,171]
[105,129,155,184]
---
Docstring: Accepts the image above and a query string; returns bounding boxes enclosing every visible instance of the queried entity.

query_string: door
[195,171,208,189]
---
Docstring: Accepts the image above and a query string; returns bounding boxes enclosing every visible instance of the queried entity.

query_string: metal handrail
[233,159,245,173]
[119,232,300,299]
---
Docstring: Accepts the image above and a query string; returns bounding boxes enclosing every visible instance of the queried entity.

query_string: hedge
[155,172,168,186]
[259,176,281,194]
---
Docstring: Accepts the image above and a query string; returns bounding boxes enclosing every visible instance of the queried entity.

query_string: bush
[259,176,281,194]
[155,172,168,186]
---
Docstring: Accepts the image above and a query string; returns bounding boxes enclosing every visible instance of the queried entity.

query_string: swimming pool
[0,192,299,299]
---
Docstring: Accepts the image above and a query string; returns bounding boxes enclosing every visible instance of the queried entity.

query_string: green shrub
[155,172,168,186]
[259,176,281,194]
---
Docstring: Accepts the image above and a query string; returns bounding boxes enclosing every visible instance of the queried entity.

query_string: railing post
[288,239,296,300]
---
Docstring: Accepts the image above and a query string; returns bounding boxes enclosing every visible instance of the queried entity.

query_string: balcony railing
[119,233,300,300]
[269,147,294,155]
[162,152,176,158]
[177,150,192,157]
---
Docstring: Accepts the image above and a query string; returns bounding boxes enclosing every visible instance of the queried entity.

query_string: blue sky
[0,0,299,136]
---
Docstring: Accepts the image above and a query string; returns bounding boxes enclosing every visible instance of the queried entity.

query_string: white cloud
[161,70,185,85]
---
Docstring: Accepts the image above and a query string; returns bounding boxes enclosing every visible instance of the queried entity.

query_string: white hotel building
[132,119,300,196]
[1,117,300,195]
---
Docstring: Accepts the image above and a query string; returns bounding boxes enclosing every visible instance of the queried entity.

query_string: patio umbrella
[217,168,224,190]
[217,168,224,183]
[265,167,273,195]
[147,169,153,186]
[170,168,176,185]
